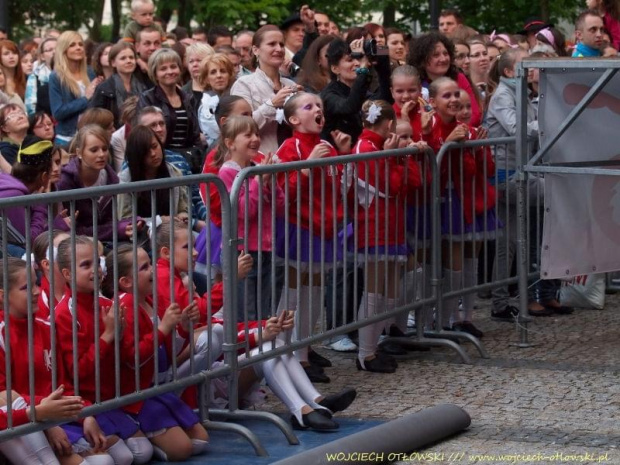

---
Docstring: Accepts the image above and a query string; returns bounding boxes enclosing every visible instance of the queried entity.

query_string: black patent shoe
[303,364,330,383]
[308,349,332,368]
[291,411,339,431]
[356,356,396,373]
[318,388,357,414]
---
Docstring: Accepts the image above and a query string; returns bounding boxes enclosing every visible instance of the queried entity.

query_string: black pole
[430,0,440,30]
[0,0,9,37]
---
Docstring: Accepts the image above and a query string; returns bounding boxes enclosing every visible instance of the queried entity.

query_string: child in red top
[33,230,70,321]
[274,92,351,375]
[391,65,425,141]
[422,77,497,335]
[352,100,422,373]
[155,219,358,431]
[0,256,114,465]
[101,244,209,461]
[55,236,153,464]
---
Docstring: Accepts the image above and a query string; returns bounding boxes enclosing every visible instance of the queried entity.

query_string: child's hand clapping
[308,143,331,160]
[160,302,183,334]
[446,123,469,142]
[331,130,352,154]
[420,104,435,135]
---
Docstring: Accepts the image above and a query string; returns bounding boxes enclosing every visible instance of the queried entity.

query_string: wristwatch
[350,52,365,60]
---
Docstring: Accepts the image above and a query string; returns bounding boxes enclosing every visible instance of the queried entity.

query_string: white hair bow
[366,103,382,124]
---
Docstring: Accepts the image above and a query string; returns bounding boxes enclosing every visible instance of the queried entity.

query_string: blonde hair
[54,31,91,98]
[198,53,235,91]
[214,115,259,168]
[147,48,182,84]
[130,0,153,11]
[185,42,214,65]
[71,124,110,158]
[361,100,395,128]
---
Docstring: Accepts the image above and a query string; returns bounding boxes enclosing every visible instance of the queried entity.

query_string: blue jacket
[49,68,96,138]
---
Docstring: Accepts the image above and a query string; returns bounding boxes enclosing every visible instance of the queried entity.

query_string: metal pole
[515,62,534,348]
[429,0,440,30]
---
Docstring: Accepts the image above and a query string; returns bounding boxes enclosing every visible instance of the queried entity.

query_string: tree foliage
[7,0,583,41]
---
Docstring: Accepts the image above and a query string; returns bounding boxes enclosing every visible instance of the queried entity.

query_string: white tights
[251,340,326,423]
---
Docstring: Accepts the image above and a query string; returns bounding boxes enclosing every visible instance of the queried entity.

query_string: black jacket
[137,85,201,150]
[320,57,392,146]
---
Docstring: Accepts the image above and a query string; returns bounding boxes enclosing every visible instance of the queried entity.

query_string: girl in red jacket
[352,100,422,373]
[422,77,497,335]
[55,236,154,465]
[155,219,357,431]
[274,92,351,376]
[33,230,70,322]
[102,244,209,461]
[0,256,115,465]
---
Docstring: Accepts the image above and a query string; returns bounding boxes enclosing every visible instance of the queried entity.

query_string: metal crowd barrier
[0,174,255,447]
[0,138,549,455]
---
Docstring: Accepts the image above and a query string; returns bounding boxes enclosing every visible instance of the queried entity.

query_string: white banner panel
[539,69,620,279]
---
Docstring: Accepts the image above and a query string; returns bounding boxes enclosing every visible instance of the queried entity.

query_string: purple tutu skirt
[441,189,502,240]
[353,244,409,263]
[61,422,86,444]
[277,223,345,265]
[133,392,199,433]
[196,221,222,273]
[406,205,432,251]
[95,408,139,439]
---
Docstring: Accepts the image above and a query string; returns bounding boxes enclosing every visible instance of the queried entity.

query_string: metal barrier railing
[0,136,550,456]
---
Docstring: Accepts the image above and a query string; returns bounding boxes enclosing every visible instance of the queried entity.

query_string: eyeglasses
[455,53,469,60]
[3,112,26,123]
[35,121,54,129]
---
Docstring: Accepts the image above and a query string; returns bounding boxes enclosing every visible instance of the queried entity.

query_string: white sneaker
[407,311,416,328]
[329,337,358,352]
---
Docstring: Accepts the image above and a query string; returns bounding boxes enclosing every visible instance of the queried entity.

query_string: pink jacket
[219,160,285,252]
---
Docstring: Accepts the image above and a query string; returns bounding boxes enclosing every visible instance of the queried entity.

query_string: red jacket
[156,258,223,327]
[200,149,223,228]
[55,291,118,402]
[117,293,169,413]
[276,131,345,239]
[424,118,495,224]
[0,315,64,399]
[0,406,32,429]
[37,275,58,322]
[353,129,421,247]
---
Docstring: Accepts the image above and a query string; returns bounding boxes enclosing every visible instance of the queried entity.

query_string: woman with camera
[320,37,392,146]
[230,25,300,154]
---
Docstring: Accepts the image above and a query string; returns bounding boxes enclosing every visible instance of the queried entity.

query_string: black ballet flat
[303,364,330,383]
[356,356,396,373]
[308,349,333,368]
[318,388,357,414]
[291,411,339,431]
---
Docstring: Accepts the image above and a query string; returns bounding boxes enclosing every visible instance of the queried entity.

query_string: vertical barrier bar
[1,214,12,428]
[24,208,36,421]
[515,62,533,347]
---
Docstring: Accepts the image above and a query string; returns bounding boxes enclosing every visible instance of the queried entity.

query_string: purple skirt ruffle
[441,189,502,239]
[277,223,345,264]
[196,221,222,270]
[133,392,199,433]
[61,422,86,444]
[95,408,139,439]
[406,205,432,250]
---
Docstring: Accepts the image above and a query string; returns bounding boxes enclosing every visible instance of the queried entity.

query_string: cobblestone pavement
[259,293,620,465]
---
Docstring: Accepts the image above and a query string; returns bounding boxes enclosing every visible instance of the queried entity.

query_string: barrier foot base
[202,419,269,457]
[403,334,473,364]
[210,409,300,445]
[422,329,488,359]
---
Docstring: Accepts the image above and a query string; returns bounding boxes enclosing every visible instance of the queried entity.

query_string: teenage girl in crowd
[55,236,154,464]
[217,116,285,322]
[102,244,209,461]
[422,77,497,336]
[0,257,116,465]
[352,100,422,373]
[154,219,357,431]
[275,92,351,383]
